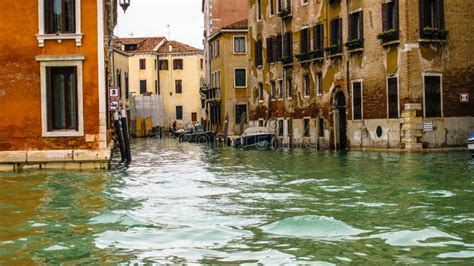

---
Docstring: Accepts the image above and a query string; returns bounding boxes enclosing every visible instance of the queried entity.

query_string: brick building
[0,0,118,170]
[248,0,474,150]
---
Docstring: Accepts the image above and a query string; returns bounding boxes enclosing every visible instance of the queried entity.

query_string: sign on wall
[460,93,469,103]
[109,87,121,98]
[423,122,433,132]
[109,100,120,111]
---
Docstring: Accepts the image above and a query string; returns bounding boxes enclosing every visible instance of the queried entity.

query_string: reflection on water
[1,138,474,264]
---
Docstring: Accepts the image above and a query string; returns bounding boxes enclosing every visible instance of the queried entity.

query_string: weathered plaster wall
[0,0,101,152]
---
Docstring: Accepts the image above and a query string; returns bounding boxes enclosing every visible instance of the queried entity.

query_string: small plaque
[460,93,469,103]
[109,100,120,111]
[109,87,120,98]
[423,122,433,132]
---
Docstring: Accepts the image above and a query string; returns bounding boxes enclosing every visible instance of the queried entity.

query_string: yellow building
[206,19,249,135]
[113,38,204,129]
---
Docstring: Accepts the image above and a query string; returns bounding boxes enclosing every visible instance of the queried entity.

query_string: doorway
[333,90,347,150]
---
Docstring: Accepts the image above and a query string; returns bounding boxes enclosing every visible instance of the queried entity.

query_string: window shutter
[382,3,389,32]
[393,0,400,31]
[272,36,278,61]
[419,0,426,30]
[266,38,273,63]
[359,12,364,40]
[438,0,445,29]
[45,0,53,33]
[288,32,293,57]
[283,33,288,57]
[338,18,343,47]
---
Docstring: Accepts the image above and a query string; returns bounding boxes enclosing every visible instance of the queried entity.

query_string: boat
[468,133,474,158]
[235,127,276,149]
[178,124,215,143]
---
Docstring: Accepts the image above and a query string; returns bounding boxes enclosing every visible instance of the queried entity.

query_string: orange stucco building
[0,0,117,170]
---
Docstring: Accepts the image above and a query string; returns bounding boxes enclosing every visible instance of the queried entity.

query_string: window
[44,0,76,34]
[235,104,247,124]
[278,80,284,99]
[286,77,293,99]
[140,80,147,94]
[124,44,137,51]
[154,59,157,70]
[173,59,183,70]
[420,0,445,31]
[277,0,291,13]
[330,18,343,52]
[313,24,324,54]
[200,59,204,69]
[303,118,310,137]
[387,77,399,118]
[192,112,197,122]
[424,75,442,118]
[352,81,363,120]
[139,59,146,70]
[318,117,324,137]
[382,0,399,32]
[316,73,323,96]
[271,81,277,100]
[258,83,264,102]
[258,119,265,127]
[46,67,78,131]
[266,37,274,63]
[270,0,275,15]
[276,34,283,61]
[303,75,310,97]
[283,32,293,58]
[234,37,246,53]
[176,106,183,120]
[255,40,263,67]
[257,0,262,20]
[125,72,129,99]
[300,27,310,53]
[116,69,121,90]
[349,11,364,42]
[175,80,183,94]
[159,60,168,70]
[211,40,220,58]
[155,80,158,94]
[234,69,247,88]
[278,119,284,136]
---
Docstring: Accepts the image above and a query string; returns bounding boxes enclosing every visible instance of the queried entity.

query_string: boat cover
[241,127,274,137]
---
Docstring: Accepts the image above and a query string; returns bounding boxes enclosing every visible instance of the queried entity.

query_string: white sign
[109,100,120,111]
[460,93,469,103]
[109,87,120,98]
[423,122,433,132]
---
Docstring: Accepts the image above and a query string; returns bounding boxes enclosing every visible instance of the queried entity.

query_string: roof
[222,19,248,30]
[113,37,202,54]
[158,40,203,53]
[113,37,166,53]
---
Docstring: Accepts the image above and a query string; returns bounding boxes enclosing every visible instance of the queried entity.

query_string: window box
[377,30,399,43]
[421,27,448,40]
[295,52,312,61]
[324,44,341,55]
[282,56,293,64]
[345,39,364,50]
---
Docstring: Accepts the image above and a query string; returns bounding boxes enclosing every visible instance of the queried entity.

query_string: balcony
[207,87,221,102]
[420,27,448,43]
[295,50,324,63]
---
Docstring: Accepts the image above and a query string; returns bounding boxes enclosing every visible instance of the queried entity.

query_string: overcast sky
[115,0,204,48]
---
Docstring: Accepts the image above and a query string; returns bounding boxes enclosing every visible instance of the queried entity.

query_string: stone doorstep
[0,149,112,164]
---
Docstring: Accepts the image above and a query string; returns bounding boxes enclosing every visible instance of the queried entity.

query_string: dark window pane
[140,80,147,94]
[176,106,183,120]
[424,76,442,117]
[304,119,310,137]
[235,104,247,124]
[175,80,183,94]
[235,69,246,87]
[353,82,362,120]
[47,67,77,130]
[388,77,399,118]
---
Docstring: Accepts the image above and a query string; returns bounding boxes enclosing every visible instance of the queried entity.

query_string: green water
[1,139,474,264]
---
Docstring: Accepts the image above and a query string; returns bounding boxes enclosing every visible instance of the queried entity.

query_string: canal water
[1,138,474,264]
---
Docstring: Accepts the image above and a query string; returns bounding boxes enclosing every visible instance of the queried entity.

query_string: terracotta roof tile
[222,19,248,30]
[113,37,166,53]
[158,40,203,53]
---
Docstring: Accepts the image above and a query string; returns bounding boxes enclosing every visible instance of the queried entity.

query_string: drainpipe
[346,0,351,150]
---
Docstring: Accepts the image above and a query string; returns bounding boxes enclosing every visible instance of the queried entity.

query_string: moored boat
[236,127,276,149]
[468,133,474,158]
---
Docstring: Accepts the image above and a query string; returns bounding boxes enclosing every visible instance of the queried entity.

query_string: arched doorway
[333,89,347,150]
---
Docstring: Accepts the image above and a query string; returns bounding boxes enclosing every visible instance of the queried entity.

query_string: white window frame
[386,76,400,119]
[303,74,311,98]
[422,73,444,118]
[36,55,85,137]
[351,79,364,121]
[270,80,277,101]
[233,36,247,54]
[286,78,293,100]
[258,118,265,127]
[269,0,275,17]
[316,73,323,96]
[37,0,83,47]
[301,0,309,6]
[257,0,263,21]
[234,68,248,88]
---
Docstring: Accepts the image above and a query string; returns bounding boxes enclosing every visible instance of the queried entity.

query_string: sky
[115,0,204,49]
